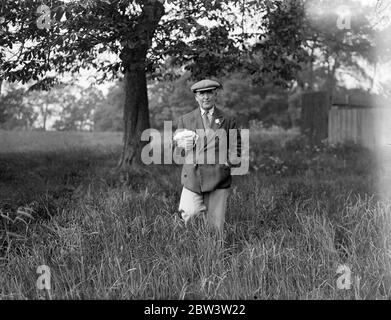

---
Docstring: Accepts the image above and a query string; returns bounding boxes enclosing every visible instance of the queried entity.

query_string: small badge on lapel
[215,119,221,125]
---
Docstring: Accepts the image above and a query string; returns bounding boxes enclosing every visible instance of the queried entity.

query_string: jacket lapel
[190,108,205,156]
[189,106,225,131]
[211,107,225,131]
[186,107,227,158]
[192,108,205,131]
[201,107,226,154]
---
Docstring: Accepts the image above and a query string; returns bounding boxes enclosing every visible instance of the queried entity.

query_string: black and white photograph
[1,0,391,303]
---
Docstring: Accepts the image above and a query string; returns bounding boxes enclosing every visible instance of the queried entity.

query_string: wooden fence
[328,107,376,148]
[301,91,390,148]
[328,107,391,149]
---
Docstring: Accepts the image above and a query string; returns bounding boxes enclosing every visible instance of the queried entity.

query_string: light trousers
[178,187,230,232]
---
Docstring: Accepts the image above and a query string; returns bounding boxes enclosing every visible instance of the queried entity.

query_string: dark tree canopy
[0,0,311,86]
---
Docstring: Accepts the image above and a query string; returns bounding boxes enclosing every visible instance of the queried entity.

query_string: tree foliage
[94,80,125,131]
[0,85,37,130]
[52,85,102,131]
[297,0,377,91]
[0,0,314,88]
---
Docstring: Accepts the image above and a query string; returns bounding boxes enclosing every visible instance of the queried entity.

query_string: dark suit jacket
[174,107,241,194]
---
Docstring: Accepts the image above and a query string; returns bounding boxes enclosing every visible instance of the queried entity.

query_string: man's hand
[177,137,195,151]
[174,129,198,152]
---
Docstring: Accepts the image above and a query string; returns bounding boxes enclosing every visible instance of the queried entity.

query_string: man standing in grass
[173,79,241,233]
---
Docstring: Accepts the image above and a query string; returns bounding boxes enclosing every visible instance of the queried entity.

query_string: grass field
[1,128,391,299]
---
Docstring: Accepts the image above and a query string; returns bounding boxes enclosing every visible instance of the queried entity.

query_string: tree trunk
[324,55,339,106]
[370,61,377,92]
[119,67,150,169]
[301,91,329,146]
[43,103,48,131]
[308,45,315,91]
[118,1,164,171]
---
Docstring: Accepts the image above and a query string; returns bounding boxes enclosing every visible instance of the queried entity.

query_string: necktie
[203,111,211,129]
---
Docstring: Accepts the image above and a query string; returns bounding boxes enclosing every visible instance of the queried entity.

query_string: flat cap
[191,79,222,93]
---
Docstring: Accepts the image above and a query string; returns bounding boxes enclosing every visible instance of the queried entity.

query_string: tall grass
[0,129,390,299]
